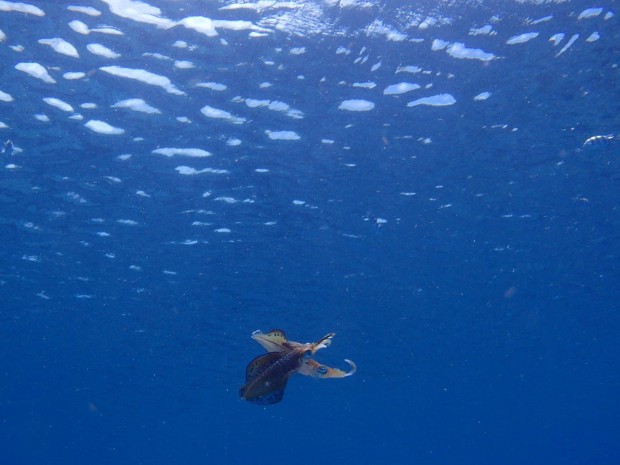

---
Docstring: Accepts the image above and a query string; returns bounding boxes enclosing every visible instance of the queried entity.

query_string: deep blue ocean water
[1,0,619,464]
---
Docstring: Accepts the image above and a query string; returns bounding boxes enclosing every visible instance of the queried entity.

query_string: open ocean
[1,0,619,464]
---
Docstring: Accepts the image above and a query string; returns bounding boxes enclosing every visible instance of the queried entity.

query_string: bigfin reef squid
[239,329,356,405]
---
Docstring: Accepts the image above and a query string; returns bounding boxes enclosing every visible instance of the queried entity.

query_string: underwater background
[1,0,619,464]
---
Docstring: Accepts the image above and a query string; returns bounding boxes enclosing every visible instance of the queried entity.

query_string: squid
[240,329,356,405]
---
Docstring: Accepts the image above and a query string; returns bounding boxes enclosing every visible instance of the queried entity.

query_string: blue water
[1,0,619,463]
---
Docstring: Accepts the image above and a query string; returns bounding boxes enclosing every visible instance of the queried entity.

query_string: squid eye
[317,366,328,375]
[303,350,312,360]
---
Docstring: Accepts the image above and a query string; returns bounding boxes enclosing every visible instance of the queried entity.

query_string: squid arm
[300,358,357,378]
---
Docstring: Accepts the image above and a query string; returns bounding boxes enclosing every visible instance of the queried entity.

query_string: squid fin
[243,352,283,382]
[251,329,291,352]
[240,352,290,404]
[244,385,287,405]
